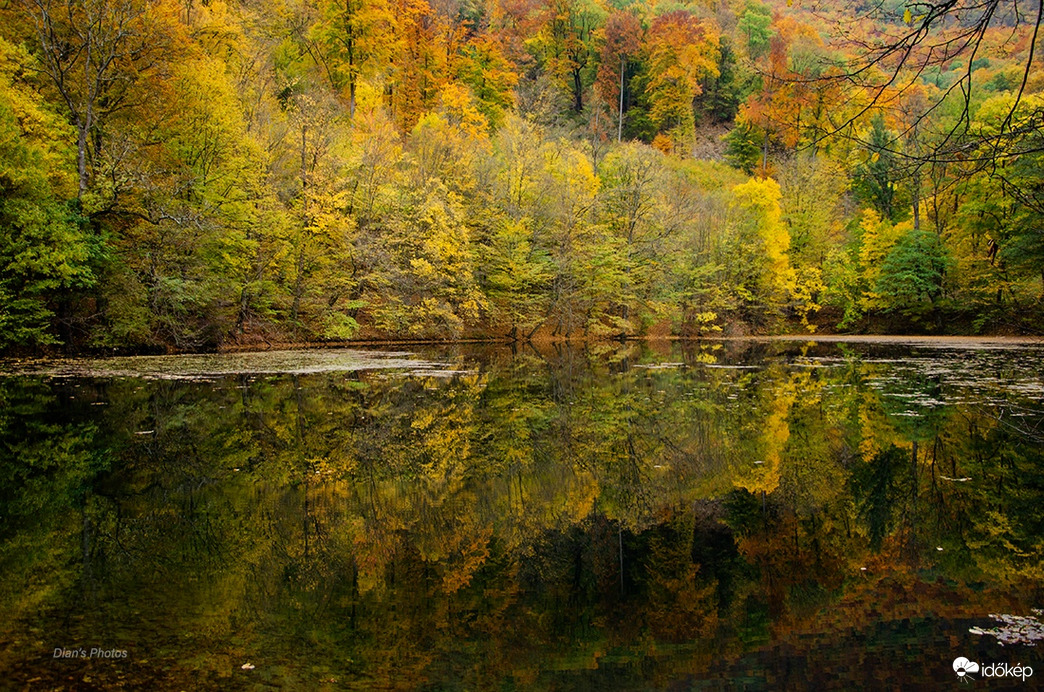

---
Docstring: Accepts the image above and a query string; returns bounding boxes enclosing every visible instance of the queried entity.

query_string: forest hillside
[1,0,1042,351]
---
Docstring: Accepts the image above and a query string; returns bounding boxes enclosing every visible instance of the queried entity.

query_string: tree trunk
[912,170,921,231]
[349,77,357,120]
[76,121,89,198]
[573,68,583,113]
[762,130,769,175]
[618,54,625,142]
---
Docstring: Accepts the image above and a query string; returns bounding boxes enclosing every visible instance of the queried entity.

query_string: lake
[1,339,1043,690]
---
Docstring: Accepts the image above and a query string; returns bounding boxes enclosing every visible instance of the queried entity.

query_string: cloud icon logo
[953,657,980,680]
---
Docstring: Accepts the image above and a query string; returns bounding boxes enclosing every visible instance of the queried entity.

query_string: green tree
[736,2,772,59]
[852,116,907,223]
[723,122,765,175]
[0,39,92,348]
[876,229,951,316]
[538,0,602,114]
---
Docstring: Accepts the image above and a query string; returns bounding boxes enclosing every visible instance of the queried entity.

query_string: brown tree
[596,10,641,142]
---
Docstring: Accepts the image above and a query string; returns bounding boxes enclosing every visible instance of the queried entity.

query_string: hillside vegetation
[1,0,1042,351]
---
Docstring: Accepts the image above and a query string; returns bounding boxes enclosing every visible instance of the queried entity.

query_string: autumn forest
[2,0,1043,352]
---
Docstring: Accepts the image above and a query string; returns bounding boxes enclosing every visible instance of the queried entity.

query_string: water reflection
[1,341,1043,689]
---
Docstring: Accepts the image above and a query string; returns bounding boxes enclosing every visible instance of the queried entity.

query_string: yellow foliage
[652,134,673,154]
[734,375,796,495]
[856,209,906,311]
[437,82,490,142]
[732,177,796,300]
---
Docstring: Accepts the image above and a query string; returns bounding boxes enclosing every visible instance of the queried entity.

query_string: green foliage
[698,37,744,124]
[736,2,773,59]
[0,40,92,348]
[851,116,908,223]
[482,219,554,332]
[876,229,951,311]
[723,123,763,175]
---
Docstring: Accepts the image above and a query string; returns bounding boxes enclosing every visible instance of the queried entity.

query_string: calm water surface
[1,339,1043,690]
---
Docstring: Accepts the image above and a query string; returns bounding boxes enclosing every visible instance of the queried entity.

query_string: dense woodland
[1,0,1042,351]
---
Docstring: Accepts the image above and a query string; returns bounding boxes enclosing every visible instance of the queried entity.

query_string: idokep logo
[953,657,1034,683]
[953,657,979,681]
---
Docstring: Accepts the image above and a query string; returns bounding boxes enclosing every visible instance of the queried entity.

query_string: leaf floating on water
[0,349,460,381]
[969,613,1044,646]
[241,663,255,670]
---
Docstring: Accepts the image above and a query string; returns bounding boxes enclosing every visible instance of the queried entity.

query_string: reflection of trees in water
[1,342,1043,687]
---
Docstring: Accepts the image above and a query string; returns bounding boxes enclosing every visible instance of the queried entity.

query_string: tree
[957,94,1044,301]
[877,229,952,315]
[698,36,743,125]
[283,92,359,339]
[0,39,92,347]
[539,0,600,114]
[481,218,553,336]
[777,152,847,266]
[458,33,519,129]
[724,121,765,174]
[595,10,641,142]
[312,0,395,119]
[387,0,445,131]
[738,14,842,172]
[16,0,184,199]
[824,208,902,327]
[852,115,905,222]
[643,11,720,151]
[597,143,671,332]
[731,177,793,308]
[736,1,772,59]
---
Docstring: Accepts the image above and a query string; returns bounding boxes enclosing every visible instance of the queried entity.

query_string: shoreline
[217,333,1044,352]
[3,333,1043,370]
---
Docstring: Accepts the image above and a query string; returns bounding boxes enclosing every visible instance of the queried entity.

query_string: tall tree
[595,10,641,142]
[16,0,184,198]
[313,0,395,119]
[540,0,599,114]
[642,11,719,151]
[0,38,92,347]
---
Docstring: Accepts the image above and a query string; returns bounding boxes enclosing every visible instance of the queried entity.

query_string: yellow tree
[282,91,358,338]
[15,0,186,198]
[312,0,395,118]
[538,0,601,114]
[856,209,904,313]
[642,11,719,153]
[731,177,793,304]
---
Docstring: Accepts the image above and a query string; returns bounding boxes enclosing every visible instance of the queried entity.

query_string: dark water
[1,340,1043,690]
